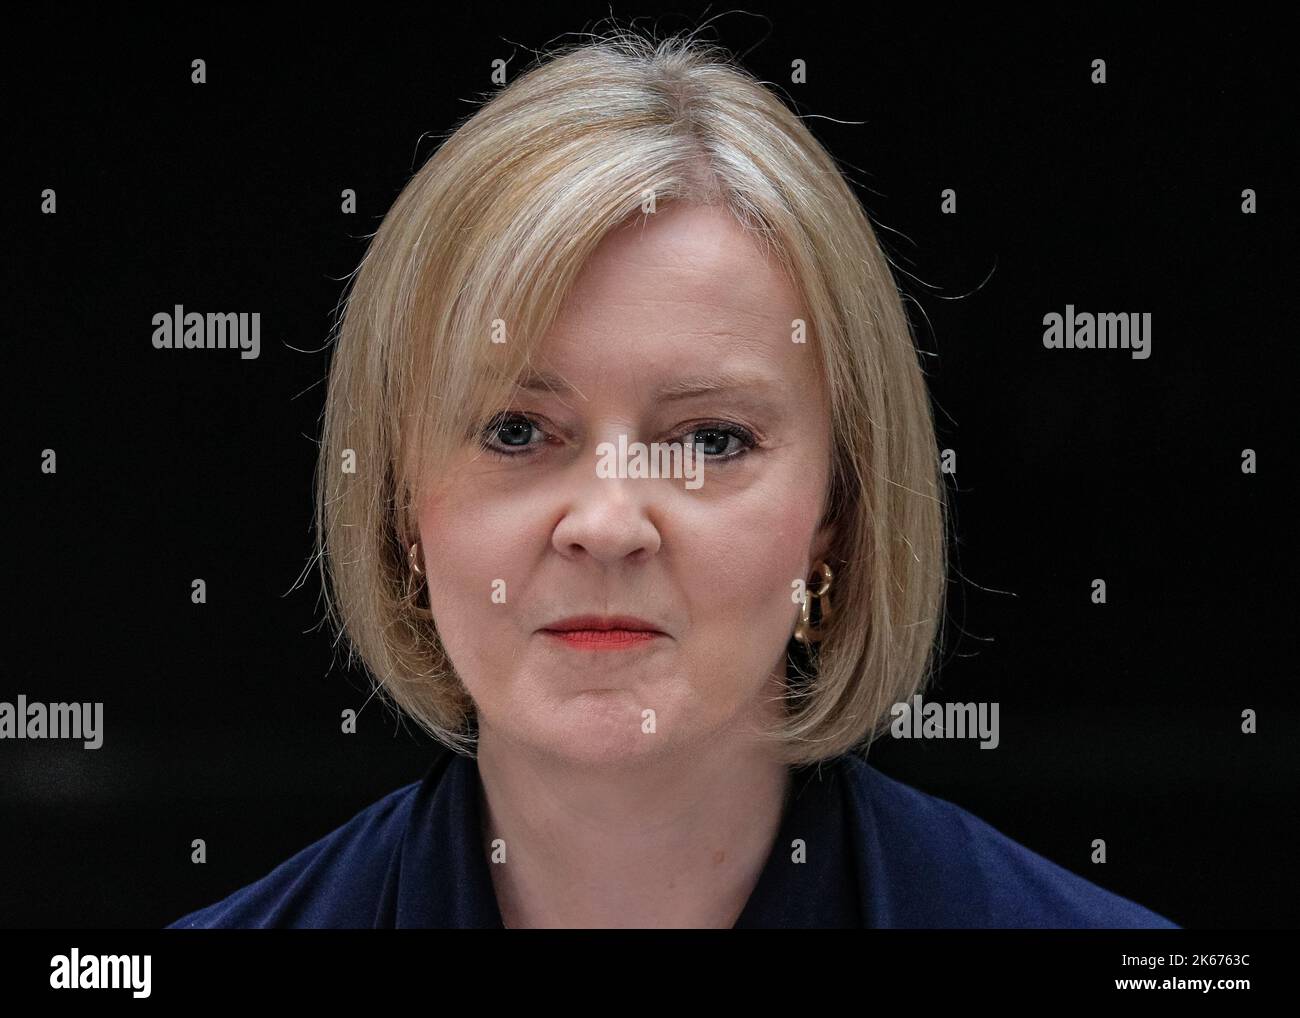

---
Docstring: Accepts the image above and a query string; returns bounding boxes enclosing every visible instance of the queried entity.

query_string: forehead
[530,203,815,393]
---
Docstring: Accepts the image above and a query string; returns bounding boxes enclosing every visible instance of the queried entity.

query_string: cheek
[415,499,533,677]
[678,486,821,638]
[418,471,541,593]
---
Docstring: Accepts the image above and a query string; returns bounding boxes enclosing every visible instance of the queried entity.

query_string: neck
[475,719,792,929]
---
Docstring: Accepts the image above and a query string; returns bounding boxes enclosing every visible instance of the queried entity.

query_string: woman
[168,30,1177,929]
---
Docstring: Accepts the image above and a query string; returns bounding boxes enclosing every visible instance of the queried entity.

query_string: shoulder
[836,754,1180,929]
[165,775,425,929]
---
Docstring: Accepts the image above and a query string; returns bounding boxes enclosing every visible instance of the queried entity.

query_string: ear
[809,520,836,573]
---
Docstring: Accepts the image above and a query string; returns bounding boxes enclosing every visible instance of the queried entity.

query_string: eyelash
[477,412,759,463]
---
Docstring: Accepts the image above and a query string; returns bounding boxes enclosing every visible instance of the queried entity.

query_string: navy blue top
[166,749,1178,929]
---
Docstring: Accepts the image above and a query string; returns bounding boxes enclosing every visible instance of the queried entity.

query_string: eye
[672,422,759,462]
[478,412,550,458]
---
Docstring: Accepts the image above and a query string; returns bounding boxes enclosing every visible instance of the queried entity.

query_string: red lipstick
[540,614,666,651]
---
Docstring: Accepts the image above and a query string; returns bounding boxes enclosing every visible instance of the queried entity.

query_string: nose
[551,460,663,565]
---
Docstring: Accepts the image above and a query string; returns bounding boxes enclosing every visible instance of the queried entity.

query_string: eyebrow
[518,368,783,403]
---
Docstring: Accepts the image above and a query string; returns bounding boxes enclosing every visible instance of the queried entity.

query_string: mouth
[539,614,667,651]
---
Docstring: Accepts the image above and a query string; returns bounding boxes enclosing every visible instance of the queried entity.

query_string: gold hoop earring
[793,560,833,645]
[407,541,424,576]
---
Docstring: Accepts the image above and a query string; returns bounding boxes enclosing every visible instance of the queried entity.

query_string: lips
[541,614,665,634]
[539,614,667,651]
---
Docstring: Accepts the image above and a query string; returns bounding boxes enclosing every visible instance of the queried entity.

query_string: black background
[5,6,1292,928]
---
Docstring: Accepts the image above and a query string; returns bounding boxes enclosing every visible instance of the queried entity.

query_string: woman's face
[417,202,835,766]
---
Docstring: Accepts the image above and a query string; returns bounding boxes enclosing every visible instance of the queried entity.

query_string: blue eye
[479,413,547,457]
[675,425,758,460]
[476,413,759,462]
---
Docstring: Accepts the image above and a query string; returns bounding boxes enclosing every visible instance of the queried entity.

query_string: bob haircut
[314,29,948,767]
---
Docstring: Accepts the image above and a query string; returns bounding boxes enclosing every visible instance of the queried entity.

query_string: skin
[416,201,835,928]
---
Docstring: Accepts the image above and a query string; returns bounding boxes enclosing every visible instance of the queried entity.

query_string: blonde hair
[313,27,948,766]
